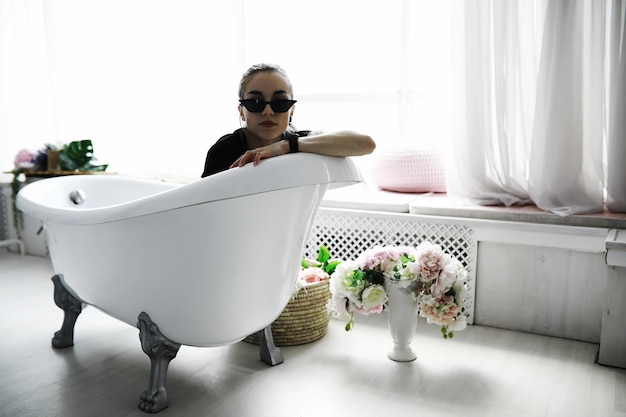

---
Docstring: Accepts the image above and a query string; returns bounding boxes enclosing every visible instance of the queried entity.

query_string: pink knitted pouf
[369,149,447,193]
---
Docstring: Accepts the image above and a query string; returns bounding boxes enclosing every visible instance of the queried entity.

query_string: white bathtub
[17,153,361,412]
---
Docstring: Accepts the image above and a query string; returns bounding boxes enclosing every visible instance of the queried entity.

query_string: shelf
[5,170,112,178]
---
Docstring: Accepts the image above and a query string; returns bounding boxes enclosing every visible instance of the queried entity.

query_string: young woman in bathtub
[201,63,376,177]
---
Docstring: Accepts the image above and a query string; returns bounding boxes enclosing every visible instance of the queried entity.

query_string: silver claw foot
[51,275,83,348]
[258,325,284,366]
[137,312,181,414]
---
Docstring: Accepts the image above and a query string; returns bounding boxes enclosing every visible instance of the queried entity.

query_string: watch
[288,136,299,153]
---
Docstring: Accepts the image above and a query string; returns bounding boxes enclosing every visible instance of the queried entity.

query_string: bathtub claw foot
[258,325,284,366]
[137,312,181,414]
[51,274,83,348]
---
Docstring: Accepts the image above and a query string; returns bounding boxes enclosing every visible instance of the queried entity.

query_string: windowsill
[322,183,626,230]
[407,194,626,229]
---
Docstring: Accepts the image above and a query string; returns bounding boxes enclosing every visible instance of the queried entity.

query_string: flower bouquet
[328,242,469,339]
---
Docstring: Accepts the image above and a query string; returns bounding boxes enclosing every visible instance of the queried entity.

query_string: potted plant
[10,139,108,239]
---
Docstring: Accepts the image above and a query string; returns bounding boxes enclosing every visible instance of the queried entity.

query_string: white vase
[385,279,418,362]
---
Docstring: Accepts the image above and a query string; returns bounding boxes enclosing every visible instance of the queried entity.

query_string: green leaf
[344,313,354,331]
[317,245,331,264]
[445,286,456,298]
[346,270,364,288]
[366,269,386,285]
[325,260,341,275]
[58,139,107,172]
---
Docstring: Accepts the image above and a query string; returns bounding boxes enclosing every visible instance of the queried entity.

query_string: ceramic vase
[385,279,418,361]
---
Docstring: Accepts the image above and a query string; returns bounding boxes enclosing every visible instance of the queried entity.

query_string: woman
[201,63,376,177]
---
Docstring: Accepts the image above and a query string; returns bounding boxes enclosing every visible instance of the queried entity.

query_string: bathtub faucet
[69,189,86,205]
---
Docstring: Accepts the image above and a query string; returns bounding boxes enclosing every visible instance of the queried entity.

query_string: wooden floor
[1,251,625,417]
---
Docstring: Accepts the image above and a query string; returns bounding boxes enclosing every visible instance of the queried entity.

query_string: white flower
[360,284,387,311]
[446,315,467,332]
[385,259,419,288]
[452,275,469,307]
[327,294,349,317]
[452,258,468,283]
[330,261,364,299]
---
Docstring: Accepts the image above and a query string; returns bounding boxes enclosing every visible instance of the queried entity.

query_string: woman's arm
[298,131,376,156]
[231,131,376,168]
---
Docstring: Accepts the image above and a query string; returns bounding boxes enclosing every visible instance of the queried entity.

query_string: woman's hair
[238,63,294,100]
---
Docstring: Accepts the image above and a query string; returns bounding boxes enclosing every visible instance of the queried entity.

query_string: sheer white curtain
[606,0,626,212]
[0,0,56,174]
[449,0,626,215]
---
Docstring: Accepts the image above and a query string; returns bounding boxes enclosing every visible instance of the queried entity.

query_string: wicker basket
[243,279,331,346]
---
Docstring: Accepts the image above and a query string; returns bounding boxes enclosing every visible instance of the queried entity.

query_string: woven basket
[243,279,331,346]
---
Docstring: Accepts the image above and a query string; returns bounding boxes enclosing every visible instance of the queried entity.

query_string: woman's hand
[230,141,289,169]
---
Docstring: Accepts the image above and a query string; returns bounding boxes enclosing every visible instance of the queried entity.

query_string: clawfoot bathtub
[17,153,361,413]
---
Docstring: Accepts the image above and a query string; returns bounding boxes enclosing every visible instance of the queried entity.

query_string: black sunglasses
[239,98,297,113]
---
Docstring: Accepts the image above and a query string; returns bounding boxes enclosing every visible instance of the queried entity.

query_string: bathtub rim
[16,153,362,225]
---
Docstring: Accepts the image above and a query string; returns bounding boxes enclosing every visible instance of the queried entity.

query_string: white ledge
[322,184,626,230]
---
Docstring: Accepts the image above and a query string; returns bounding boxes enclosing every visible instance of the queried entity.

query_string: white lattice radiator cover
[305,207,477,324]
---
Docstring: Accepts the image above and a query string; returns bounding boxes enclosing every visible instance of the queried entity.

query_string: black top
[201,128,310,177]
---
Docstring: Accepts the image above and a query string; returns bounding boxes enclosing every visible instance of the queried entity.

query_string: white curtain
[607,0,626,212]
[449,0,626,215]
[0,0,56,170]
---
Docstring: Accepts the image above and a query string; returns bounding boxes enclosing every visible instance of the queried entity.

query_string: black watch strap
[288,136,299,153]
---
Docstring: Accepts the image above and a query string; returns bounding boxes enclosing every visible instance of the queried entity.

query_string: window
[1,0,451,181]
[242,0,452,152]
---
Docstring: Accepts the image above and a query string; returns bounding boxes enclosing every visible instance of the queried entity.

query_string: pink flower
[420,295,459,325]
[352,303,384,315]
[298,267,329,284]
[415,241,445,281]
[356,245,415,271]
[430,256,457,298]
[355,246,389,270]
[14,149,35,168]
[386,245,415,259]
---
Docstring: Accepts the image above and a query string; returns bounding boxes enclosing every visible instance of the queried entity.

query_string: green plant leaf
[58,139,107,172]
[325,260,341,275]
[59,140,91,170]
[365,269,385,285]
[345,312,354,331]
[317,245,331,264]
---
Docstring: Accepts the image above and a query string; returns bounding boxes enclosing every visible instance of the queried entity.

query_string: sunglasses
[239,98,297,113]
